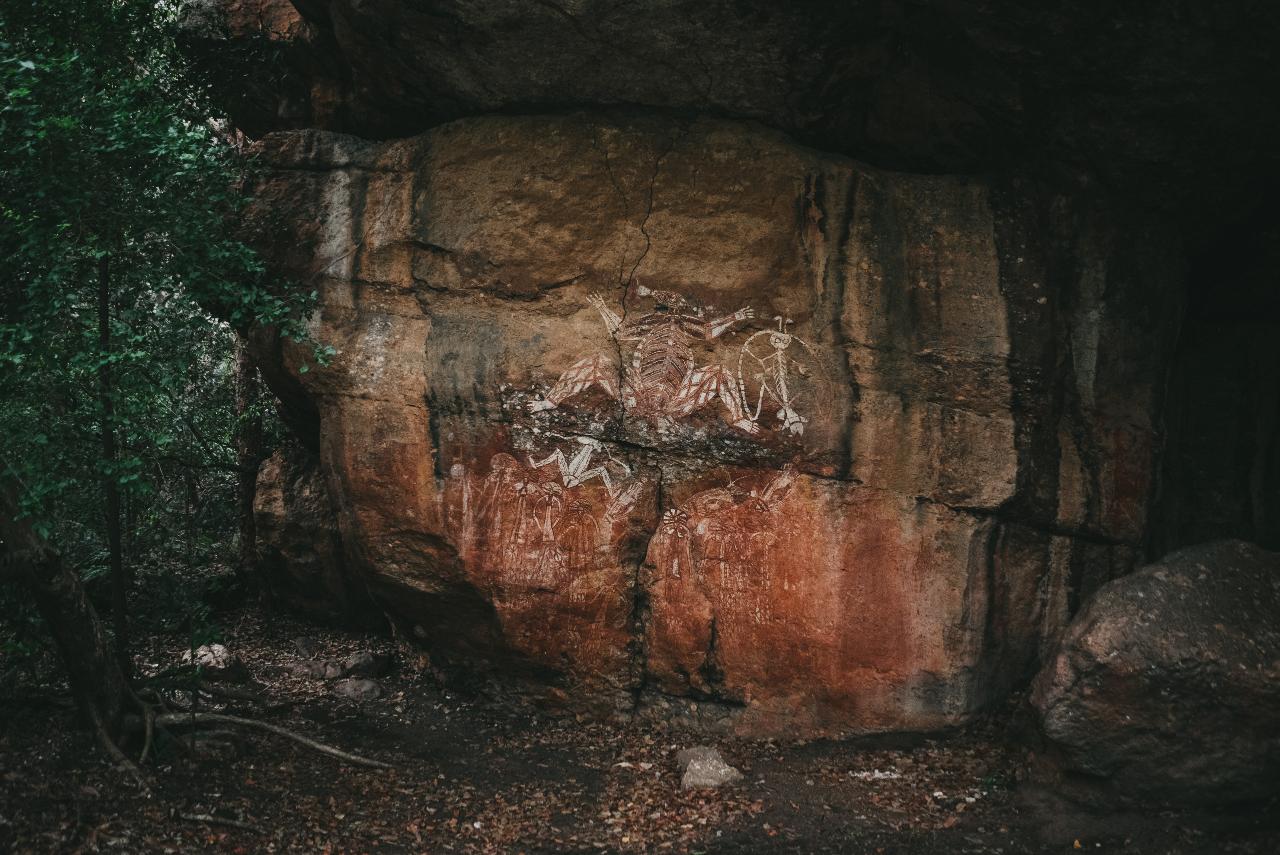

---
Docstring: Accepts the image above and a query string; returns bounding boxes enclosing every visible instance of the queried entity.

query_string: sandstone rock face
[239,113,1180,735]
[1031,540,1280,807]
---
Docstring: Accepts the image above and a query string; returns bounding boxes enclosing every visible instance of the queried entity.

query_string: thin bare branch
[153,711,393,769]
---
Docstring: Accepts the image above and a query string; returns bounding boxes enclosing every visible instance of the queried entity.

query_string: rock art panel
[527,287,832,440]
[437,436,654,700]
[241,114,1181,735]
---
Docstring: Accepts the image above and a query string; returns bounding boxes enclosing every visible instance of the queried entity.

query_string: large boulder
[235,113,1182,735]
[1031,540,1280,807]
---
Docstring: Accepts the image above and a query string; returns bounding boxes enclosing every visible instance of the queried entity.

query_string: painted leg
[669,365,760,434]
[528,353,619,412]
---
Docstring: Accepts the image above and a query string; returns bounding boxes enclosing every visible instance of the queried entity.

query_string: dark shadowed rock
[292,636,319,658]
[1031,540,1280,807]
[333,678,384,701]
[340,651,390,678]
[254,442,378,624]
[179,0,1280,232]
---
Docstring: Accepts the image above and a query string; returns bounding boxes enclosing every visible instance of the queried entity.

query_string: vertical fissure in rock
[613,124,683,439]
[1056,213,1111,540]
[346,168,371,284]
[425,388,446,483]
[698,615,726,694]
[589,122,634,433]
[989,178,1061,527]
[825,166,862,481]
[623,129,676,289]
[628,466,663,712]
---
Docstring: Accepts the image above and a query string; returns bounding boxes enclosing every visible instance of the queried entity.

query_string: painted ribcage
[631,326,692,406]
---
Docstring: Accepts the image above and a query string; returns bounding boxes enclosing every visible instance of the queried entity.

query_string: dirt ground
[1,605,1276,854]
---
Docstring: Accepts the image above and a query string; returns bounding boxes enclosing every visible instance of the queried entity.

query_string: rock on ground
[678,746,743,790]
[333,678,384,701]
[182,643,248,683]
[1031,540,1280,807]
[340,651,390,678]
[292,636,319,659]
[289,651,388,681]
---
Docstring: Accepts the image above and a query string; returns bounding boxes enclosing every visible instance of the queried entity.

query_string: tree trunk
[0,485,130,741]
[97,254,130,678]
[234,334,265,593]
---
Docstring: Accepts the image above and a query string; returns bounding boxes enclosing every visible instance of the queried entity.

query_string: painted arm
[704,306,754,339]
[587,293,623,338]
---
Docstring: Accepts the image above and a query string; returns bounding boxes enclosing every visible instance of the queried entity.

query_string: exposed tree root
[195,682,272,707]
[88,705,149,791]
[138,704,155,766]
[153,711,393,769]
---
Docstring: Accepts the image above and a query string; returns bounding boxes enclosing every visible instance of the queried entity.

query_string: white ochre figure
[526,435,630,496]
[737,316,820,436]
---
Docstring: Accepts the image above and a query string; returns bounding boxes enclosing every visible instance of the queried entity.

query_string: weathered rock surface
[1031,540,1280,807]
[240,112,1180,735]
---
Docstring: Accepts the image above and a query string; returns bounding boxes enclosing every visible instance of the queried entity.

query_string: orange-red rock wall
[245,115,1180,735]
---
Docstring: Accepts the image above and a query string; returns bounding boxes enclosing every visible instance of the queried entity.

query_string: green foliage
[0,2,310,588]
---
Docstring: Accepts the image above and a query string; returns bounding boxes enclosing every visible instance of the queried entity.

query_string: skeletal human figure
[528,286,758,433]
[737,317,819,436]
[527,436,631,496]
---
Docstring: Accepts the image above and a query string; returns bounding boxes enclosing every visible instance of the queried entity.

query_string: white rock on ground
[181,643,248,682]
[676,746,743,790]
